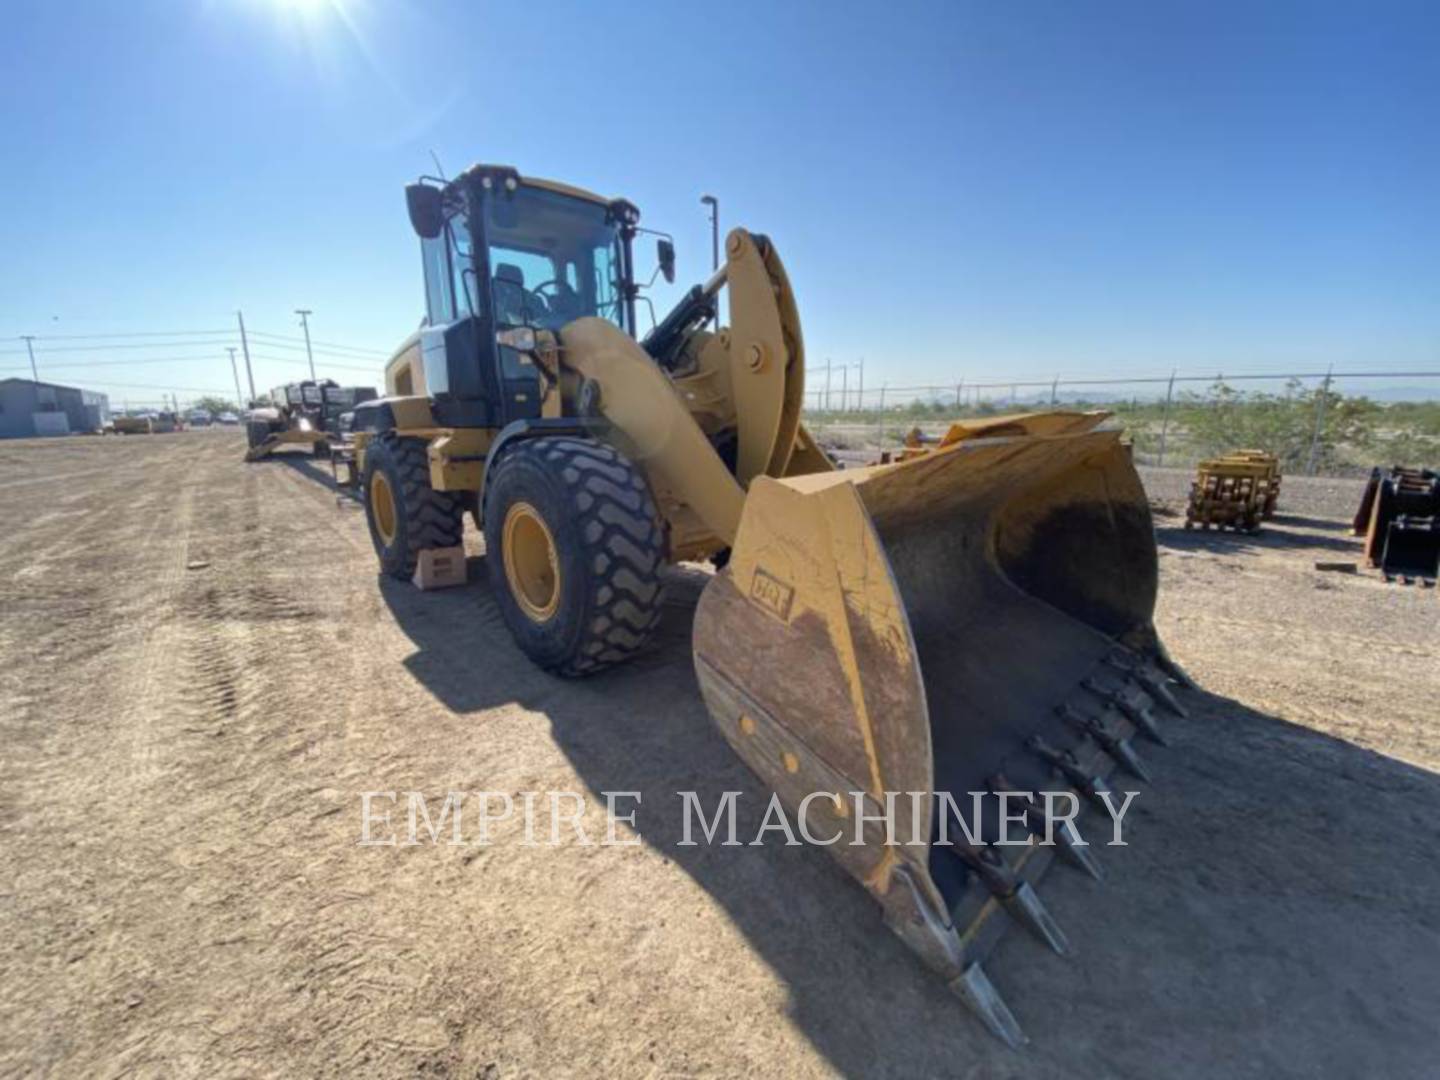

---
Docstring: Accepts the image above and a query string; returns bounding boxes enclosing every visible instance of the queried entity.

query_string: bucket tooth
[1052,825,1104,881]
[1133,665,1188,718]
[1123,700,1168,746]
[1028,735,1110,810]
[954,844,1068,956]
[1153,640,1198,691]
[1105,733,1151,782]
[1084,677,1167,746]
[950,963,1028,1049]
[1004,881,1072,957]
[1057,704,1152,783]
[991,770,1104,882]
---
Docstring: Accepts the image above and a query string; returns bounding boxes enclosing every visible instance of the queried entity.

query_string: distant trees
[192,395,240,416]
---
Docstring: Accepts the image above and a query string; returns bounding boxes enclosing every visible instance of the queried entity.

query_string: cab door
[415,201,504,429]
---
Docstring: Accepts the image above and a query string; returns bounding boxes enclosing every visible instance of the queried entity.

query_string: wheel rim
[502,501,561,622]
[370,471,398,547]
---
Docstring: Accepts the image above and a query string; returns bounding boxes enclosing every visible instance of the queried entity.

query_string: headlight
[297,418,312,432]
[496,327,537,352]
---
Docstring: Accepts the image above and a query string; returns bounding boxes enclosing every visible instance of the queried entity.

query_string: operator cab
[403,164,653,430]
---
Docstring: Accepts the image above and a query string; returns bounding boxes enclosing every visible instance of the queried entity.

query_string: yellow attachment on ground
[1185,449,1281,531]
[693,414,1173,1040]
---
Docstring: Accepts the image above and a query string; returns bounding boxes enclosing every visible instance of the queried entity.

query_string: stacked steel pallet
[1184,450,1281,532]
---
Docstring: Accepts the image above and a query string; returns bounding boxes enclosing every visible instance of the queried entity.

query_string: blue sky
[0,0,1436,407]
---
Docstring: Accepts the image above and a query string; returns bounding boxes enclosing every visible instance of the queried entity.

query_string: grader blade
[692,417,1190,1044]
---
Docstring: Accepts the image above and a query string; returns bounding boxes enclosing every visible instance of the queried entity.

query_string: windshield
[484,185,625,333]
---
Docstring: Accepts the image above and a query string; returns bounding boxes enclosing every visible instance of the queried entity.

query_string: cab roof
[452,163,615,208]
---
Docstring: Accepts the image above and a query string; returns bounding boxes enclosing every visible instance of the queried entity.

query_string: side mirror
[657,238,676,284]
[406,183,444,240]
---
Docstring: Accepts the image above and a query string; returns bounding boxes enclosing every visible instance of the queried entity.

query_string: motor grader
[244,379,377,463]
[351,162,1194,1046]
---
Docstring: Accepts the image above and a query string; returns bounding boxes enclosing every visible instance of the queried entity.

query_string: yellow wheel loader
[353,163,1194,1046]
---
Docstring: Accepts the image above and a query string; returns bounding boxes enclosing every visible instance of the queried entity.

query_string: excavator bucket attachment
[692,413,1190,1046]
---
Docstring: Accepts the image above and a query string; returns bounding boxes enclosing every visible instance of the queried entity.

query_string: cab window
[450,217,478,318]
[421,233,454,325]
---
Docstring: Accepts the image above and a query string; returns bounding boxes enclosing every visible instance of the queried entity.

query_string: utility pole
[956,380,964,411]
[20,335,38,382]
[855,358,864,413]
[236,310,256,404]
[1050,376,1059,406]
[295,308,316,381]
[840,363,849,413]
[1157,369,1176,468]
[700,195,719,272]
[1306,365,1334,476]
[227,347,243,410]
[824,358,833,411]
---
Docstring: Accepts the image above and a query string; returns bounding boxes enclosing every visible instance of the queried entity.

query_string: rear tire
[483,437,666,676]
[363,433,465,579]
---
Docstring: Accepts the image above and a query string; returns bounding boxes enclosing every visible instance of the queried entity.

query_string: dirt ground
[2,432,1438,1079]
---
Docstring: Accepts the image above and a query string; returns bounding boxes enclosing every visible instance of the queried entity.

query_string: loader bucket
[692,416,1191,1046]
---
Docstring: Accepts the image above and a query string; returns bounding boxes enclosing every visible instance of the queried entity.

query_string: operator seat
[494,262,529,326]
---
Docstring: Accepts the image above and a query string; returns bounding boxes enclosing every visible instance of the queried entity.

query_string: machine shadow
[1155,519,1360,556]
[270,452,356,498]
[378,561,1440,1076]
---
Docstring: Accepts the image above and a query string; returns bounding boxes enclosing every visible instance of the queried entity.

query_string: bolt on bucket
[692,414,1192,1046]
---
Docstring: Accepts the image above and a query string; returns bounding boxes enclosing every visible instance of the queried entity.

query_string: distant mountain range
[957,385,1440,406]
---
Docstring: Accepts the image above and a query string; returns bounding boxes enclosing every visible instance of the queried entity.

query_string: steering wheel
[529,279,578,321]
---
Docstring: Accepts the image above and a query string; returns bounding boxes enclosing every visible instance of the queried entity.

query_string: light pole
[227,347,243,410]
[295,308,316,381]
[700,195,719,272]
[20,335,38,381]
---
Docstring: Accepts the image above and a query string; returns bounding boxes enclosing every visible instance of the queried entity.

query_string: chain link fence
[801,369,1440,477]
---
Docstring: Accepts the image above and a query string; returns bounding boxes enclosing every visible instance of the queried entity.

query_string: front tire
[363,433,464,579]
[483,437,666,676]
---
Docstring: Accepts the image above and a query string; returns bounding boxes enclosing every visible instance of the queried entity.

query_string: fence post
[1305,366,1334,476]
[1157,369,1176,467]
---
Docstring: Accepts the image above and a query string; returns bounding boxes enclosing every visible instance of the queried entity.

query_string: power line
[15,328,233,341]
[247,329,388,356]
[0,339,239,355]
[0,354,236,372]
[247,339,388,363]
[248,352,377,373]
[59,379,234,392]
